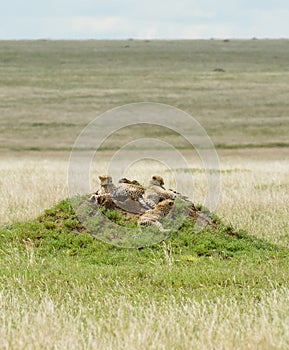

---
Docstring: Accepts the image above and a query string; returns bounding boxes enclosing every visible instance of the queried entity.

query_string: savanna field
[0,40,289,349]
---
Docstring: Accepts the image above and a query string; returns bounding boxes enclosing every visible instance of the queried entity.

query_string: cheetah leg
[138,196,153,210]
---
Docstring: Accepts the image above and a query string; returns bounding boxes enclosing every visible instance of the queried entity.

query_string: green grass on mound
[1,197,286,260]
[0,197,288,301]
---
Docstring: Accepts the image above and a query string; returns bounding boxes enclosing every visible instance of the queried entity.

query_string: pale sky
[1,0,289,39]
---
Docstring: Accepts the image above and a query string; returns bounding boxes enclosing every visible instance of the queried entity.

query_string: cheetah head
[151,175,165,186]
[98,174,113,186]
[156,199,174,212]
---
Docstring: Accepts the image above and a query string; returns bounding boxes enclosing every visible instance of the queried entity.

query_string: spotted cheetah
[91,175,150,211]
[143,175,189,208]
[89,174,113,201]
[137,199,174,231]
[143,175,177,208]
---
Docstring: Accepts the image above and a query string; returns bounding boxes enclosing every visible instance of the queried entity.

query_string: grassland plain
[0,40,289,349]
[1,39,289,152]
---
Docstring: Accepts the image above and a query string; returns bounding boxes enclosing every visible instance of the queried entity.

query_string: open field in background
[1,39,289,152]
[0,40,289,349]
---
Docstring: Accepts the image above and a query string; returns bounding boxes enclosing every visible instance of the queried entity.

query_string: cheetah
[137,199,174,231]
[143,175,189,208]
[143,175,177,208]
[89,174,113,201]
[91,175,151,211]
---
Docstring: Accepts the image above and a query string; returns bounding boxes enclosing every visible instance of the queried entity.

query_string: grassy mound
[1,197,287,264]
[1,197,288,304]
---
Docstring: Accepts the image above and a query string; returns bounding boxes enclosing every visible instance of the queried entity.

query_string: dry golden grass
[0,158,69,224]
[1,288,288,350]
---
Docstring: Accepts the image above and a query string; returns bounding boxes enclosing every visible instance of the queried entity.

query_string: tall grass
[0,159,68,223]
[1,288,288,350]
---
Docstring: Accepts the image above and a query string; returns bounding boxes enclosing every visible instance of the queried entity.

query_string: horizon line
[1,37,289,41]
